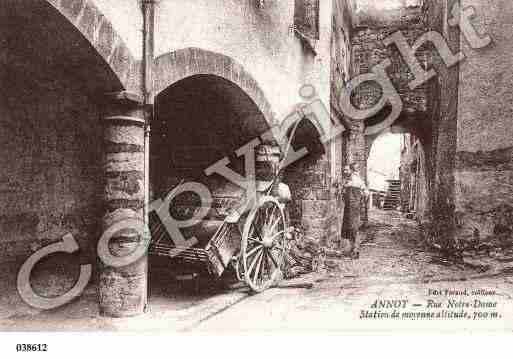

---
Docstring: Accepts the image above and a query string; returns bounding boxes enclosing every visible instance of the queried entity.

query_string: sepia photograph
[0,0,512,354]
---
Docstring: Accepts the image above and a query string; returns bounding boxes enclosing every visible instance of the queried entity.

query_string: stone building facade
[1,0,349,317]
[2,0,512,319]
[367,0,513,252]
[454,0,513,251]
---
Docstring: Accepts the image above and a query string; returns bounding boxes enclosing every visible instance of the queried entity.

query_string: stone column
[99,92,148,317]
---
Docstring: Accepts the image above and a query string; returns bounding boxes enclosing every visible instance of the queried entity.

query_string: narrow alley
[2,209,512,331]
[191,209,513,331]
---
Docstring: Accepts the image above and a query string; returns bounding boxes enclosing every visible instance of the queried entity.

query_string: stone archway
[45,0,140,92]
[148,71,275,296]
[154,48,276,127]
[366,127,429,219]
[282,116,343,248]
[1,0,139,95]
[0,0,144,318]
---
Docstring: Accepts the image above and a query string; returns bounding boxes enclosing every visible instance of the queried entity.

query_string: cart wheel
[242,196,286,292]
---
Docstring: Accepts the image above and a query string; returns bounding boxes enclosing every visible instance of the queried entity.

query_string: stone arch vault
[45,0,140,92]
[154,48,276,127]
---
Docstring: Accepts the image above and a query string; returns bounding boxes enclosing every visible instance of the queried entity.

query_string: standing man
[342,162,369,259]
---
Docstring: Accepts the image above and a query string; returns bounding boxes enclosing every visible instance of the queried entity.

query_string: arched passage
[0,0,136,314]
[154,48,276,127]
[46,0,139,92]
[151,74,272,199]
[366,129,429,222]
[148,73,274,291]
[282,117,343,248]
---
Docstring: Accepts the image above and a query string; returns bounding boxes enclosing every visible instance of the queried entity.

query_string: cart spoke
[243,196,287,292]
[267,249,279,269]
[248,236,263,244]
[246,244,262,259]
[262,249,269,278]
[268,213,282,235]
[264,205,271,229]
[253,224,264,241]
[247,249,263,277]
[249,214,262,238]
[269,204,276,226]
[249,224,262,242]
[264,204,276,232]
[269,230,285,242]
[253,250,265,284]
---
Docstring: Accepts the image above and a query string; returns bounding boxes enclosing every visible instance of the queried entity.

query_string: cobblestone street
[192,209,513,331]
[2,209,513,331]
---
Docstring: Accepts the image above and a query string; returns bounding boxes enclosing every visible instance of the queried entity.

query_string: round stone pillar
[98,92,148,317]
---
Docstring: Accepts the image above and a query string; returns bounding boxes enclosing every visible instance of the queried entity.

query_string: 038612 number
[16,344,48,352]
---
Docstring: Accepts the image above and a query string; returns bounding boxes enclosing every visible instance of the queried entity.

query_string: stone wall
[152,0,328,121]
[331,0,352,114]
[351,27,430,121]
[347,0,430,226]
[349,0,429,129]
[351,0,425,29]
[283,117,340,247]
[348,0,462,250]
[399,136,412,212]
[328,0,354,247]
[454,0,513,246]
[418,0,459,251]
[0,0,347,317]
[0,69,103,300]
[148,0,344,249]
[399,134,429,221]
[0,1,133,315]
[359,0,512,252]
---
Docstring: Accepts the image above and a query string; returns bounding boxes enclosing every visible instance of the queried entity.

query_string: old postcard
[1,0,512,347]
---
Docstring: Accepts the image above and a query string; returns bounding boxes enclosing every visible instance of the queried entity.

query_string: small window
[294,0,320,40]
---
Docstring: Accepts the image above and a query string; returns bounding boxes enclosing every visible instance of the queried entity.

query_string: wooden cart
[149,120,304,293]
[149,192,288,292]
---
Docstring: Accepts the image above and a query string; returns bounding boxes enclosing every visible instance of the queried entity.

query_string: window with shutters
[294,0,320,40]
